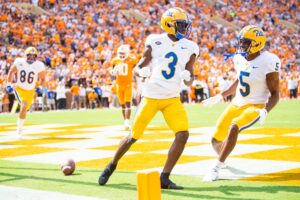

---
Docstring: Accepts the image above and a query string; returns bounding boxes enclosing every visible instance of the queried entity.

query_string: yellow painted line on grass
[93,141,205,153]
[43,124,105,130]
[0,137,88,146]
[111,132,199,140]
[77,153,211,170]
[0,146,71,158]
[243,168,300,186]
[242,128,300,135]
[238,136,300,146]
[234,146,300,162]
[27,131,95,137]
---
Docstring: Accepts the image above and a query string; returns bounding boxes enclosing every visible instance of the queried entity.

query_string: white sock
[124,119,130,125]
[17,118,24,131]
[213,160,224,168]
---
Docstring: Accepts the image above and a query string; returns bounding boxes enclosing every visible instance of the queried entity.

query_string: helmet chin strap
[175,32,185,40]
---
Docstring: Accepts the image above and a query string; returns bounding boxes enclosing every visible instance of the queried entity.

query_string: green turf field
[0,100,300,200]
[0,100,299,127]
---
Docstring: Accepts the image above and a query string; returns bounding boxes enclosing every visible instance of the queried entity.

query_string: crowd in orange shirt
[0,0,299,111]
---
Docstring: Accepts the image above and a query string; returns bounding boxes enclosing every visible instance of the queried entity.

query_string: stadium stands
[0,0,299,111]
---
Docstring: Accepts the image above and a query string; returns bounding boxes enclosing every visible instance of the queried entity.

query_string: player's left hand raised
[180,70,191,82]
[256,108,268,125]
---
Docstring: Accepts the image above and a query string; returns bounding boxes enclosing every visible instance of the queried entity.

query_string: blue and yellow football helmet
[237,25,266,54]
[160,7,191,40]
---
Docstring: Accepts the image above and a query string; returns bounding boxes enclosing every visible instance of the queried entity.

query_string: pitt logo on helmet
[237,25,266,54]
[160,7,192,40]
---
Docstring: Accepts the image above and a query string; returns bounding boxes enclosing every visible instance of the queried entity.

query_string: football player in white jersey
[6,47,46,137]
[202,25,281,181]
[99,7,199,189]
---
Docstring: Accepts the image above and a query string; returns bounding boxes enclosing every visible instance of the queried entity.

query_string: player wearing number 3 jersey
[202,25,281,181]
[6,47,46,138]
[99,7,199,189]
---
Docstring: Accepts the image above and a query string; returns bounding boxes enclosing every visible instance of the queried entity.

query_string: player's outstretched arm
[7,65,17,84]
[202,79,238,107]
[6,65,17,92]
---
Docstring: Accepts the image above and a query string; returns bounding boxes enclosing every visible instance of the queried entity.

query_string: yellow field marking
[0,123,37,132]
[241,128,300,135]
[238,136,300,146]
[0,125,18,132]
[111,132,199,140]
[77,153,212,170]
[27,131,95,137]
[0,146,71,158]
[0,137,88,146]
[243,168,300,186]
[234,146,300,162]
[43,124,104,130]
[93,141,205,153]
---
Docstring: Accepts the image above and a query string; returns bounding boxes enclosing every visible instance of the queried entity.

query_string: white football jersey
[14,58,45,90]
[142,33,199,98]
[232,51,281,106]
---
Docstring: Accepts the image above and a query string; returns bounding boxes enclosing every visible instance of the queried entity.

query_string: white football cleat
[16,128,23,139]
[202,160,223,182]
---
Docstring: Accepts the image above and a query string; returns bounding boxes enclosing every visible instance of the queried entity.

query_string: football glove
[202,94,223,107]
[180,70,191,82]
[6,84,13,93]
[138,67,151,78]
[110,67,118,76]
[256,108,268,125]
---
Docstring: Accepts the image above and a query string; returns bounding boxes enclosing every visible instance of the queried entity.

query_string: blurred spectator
[88,90,98,109]
[56,81,67,110]
[48,90,56,110]
[0,88,3,113]
[101,83,110,108]
[42,86,48,112]
[192,77,205,103]
[79,84,87,109]
[288,75,298,99]
[70,82,80,110]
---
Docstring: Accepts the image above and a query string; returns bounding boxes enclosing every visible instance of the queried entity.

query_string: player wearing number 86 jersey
[6,47,46,138]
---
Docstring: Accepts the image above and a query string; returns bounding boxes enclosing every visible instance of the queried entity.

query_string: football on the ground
[60,158,75,175]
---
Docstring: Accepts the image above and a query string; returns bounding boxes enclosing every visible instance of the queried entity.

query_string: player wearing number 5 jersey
[110,45,137,130]
[99,7,199,189]
[6,47,46,137]
[202,25,281,181]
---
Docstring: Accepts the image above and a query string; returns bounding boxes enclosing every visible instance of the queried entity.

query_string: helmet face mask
[237,38,252,54]
[117,45,130,60]
[25,47,38,64]
[117,52,127,60]
[236,25,266,55]
[161,7,192,40]
[26,54,37,64]
[174,20,192,39]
